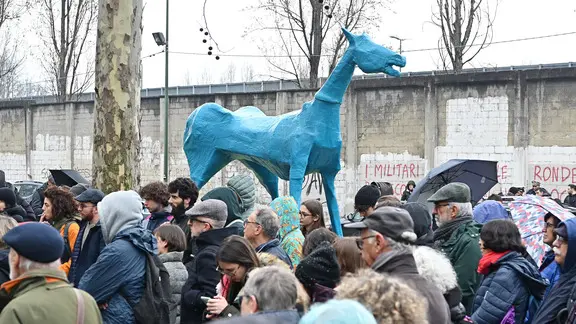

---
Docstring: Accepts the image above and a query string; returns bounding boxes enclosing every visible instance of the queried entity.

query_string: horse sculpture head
[343,28,406,77]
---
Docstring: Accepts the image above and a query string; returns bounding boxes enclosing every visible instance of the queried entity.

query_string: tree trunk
[308,0,323,88]
[92,0,143,193]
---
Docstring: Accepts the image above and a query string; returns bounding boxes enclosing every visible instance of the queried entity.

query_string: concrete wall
[1,67,575,218]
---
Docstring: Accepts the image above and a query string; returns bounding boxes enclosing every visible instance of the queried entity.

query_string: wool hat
[76,189,106,204]
[3,223,64,263]
[295,242,340,289]
[186,199,228,223]
[427,182,471,203]
[70,183,90,197]
[0,188,17,208]
[354,185,381,208]
[345,206,417,243]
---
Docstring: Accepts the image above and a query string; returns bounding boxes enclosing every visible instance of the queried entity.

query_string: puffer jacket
[471,251,547,324]
[227,174,256,220]
[413,245,468,323]
[159,251,188,324]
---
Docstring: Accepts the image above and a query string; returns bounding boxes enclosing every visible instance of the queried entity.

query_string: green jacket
[435,221,482,315]
[0,268,102,324]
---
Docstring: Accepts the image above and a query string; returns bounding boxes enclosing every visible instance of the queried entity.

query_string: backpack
[131,253,172,324]
[62,220,81,263]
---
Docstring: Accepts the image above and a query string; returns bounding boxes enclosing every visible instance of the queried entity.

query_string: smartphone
[200,296,211,304]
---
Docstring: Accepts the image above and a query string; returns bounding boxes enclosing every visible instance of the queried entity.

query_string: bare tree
[38,0,98,102]
[183,69,193,85]
[92,0,143,192]
[432,0,497,72]
[240,63,255,82]
[219,62,236,83]
[250,0,388,88]
[196,67,213,85]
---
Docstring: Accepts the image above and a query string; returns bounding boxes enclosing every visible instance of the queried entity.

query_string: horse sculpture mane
[183,28,406,235]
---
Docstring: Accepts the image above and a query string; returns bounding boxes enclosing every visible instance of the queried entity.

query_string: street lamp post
[389,35,406,72]
[152,0,169,182]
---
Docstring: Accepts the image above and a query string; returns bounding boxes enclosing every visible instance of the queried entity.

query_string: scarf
[434,216,474,242]
[477,251,509,275]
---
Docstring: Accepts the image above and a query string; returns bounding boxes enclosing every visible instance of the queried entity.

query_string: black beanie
[355,185,381,208]
[295,242,340,289]
[0,188,17,208]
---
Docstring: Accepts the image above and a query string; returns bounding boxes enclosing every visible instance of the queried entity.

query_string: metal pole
[163,0,169,182]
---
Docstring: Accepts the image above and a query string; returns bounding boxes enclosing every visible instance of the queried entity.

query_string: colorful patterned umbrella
[509,195,574,264]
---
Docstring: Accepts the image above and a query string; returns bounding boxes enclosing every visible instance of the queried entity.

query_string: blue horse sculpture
[183,28,405,236]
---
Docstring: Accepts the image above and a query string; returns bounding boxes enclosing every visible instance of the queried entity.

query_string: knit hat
[354,185,381,208]
[70,183,90,197]
[295,242,340,289]
[3,223,64,263]
[0,188,17,208]
[227,174,256,210]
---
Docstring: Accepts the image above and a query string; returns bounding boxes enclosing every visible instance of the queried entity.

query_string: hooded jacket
[413,245,468,323]
[401,180,416,201]
[67,220,105,287]
[401,202,434,246]
[271,196,305,267]
[372,250,451,324]
[227,174,256,220]
[532,218,576,324]
[159,251,187,324]
[180,226,238,324]
[471,251,547,324]
[201,187,244,236]
[0,171,35,221]
[0,268,102,324]
[473,201,509,224]
[79,190,156,324]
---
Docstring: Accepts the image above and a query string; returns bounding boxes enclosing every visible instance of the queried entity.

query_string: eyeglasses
[79,203,95,209]
[356,235,376,249]
[243,219,260,227]
[299,211,313,218]
[189,219,213,228]
[238,294,257,306]
[217,265,239,277]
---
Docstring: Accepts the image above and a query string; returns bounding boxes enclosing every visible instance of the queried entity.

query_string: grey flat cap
[75,189,105,204]
[186,199,228,223]
[427,182,471,203]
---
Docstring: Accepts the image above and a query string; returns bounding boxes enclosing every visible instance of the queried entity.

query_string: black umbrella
[408,159,498,206]
[49,169,89,187]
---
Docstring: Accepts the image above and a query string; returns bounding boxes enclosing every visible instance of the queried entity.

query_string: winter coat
[471,251,547,324]
[401,180,416,201]
[0,249,10,286]
[0,268,102,324]
[2,205,25,222]
[159,251,188,324]
[473,201,510,224]
[79,190,156,324]
[413,245,468,323]
[565,194,576,208]
[30,182,49,217]
[213,310,300,324]
[255,239,293,269]
[180,227,238,324]
[271,196,305,267]
[0,178,36,221]
[143,209,173,233]
[434,217,483,313]
[372,250,451,324]
[66,220,105,287]
[201,187,244,237]
[227,174,256,220]
[401,202,434,247]
[526,250,560,323]
[532,218,576,324]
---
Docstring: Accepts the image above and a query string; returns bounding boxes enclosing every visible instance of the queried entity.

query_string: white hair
[243,266,297,311]
[366,230,414,254]
[450,202,473,217]
[11,253,61,280]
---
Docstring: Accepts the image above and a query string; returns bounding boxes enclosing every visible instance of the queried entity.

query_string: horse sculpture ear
[342,28,355,46]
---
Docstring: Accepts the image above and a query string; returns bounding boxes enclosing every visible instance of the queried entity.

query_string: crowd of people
[0,169,574,323]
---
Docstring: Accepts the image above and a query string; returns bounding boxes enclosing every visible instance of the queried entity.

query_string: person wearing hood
[345,206,451,323]
[0,216,17,285]
[532,217,576,323]
[472,220,548,324]
[0,171,36,221]
[181,200,239,323]
[401,180,416,201]
[140,181,173,232]
[202,187,244,237]
[227,174,257,220]
[472,200,509,224]
[402,202,468,323]
[244,208,292,268]
[78,190,158,324]
[270,196,305,267]
[0,187,25,222]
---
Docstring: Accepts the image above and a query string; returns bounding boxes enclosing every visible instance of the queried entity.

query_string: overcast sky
[18,0,576,89]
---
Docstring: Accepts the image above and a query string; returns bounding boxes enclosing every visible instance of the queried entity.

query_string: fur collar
[412,245,458,293]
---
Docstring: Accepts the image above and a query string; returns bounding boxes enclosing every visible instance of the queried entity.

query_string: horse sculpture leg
[188,149,232,189]
[321,172,343,236]
[288,162,307,207]
[241,161,279,200]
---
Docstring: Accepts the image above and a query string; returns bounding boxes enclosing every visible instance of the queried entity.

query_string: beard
[172,202,186,218]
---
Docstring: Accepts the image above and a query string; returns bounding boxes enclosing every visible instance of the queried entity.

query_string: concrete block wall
[1,67,576,215]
